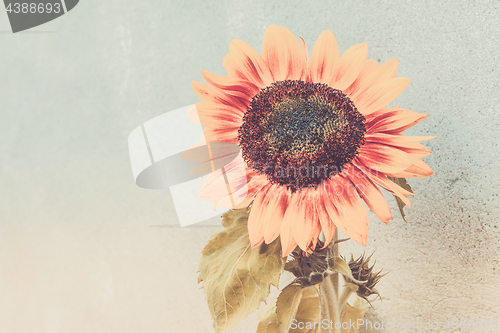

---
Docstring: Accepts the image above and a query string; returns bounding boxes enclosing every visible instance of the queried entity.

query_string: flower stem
[332,229,339,296]
[318,229,340,333]
[318,229,361,333]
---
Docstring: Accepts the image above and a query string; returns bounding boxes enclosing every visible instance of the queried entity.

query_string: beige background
[1,1,499,332]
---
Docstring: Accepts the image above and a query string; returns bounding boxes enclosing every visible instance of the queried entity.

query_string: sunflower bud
[345,253,385,303]
[284,242,335,285]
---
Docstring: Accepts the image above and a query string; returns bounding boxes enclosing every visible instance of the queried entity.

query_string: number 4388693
[6,3,61,14]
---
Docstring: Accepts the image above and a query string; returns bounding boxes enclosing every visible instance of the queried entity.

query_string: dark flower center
[238,80,366,191]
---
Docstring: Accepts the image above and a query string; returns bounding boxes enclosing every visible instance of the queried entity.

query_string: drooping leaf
[257,283,320,333]
[340,297,366,333]
[337,283,359,310]
[276,284,304,332]
[257,301,281,333]
[387,177,413,222]
[291,286,321,333]
[198,209,285,333]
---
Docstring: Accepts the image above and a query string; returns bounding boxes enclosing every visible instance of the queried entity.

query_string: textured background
[1,1,499,332]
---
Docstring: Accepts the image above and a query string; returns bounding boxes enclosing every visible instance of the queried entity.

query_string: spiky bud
[345,253,385,304]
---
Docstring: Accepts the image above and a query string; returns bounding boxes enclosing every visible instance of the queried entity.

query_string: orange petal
[280,192,300,256]
[192,81,248,111]
[322,177,369,246]
[291,189,317,252]
[407,135,436,142]
[196,156,248,206]
[299,37,310,82]
[309,30,339,84]
[262,25,308,81]
[186,154,237,177]
[195,101,244,129]
[353,159,413,208]
[365,133,433,158]
[315,187,336,248]
[354,77,410,115]
[201,70,260,99]
[197,172,228,201]
[347,58,399,101]
[309,216,322,252]
[385,156,434,178]
[364,105,399,122]
[357,141,411,174]
[262,186,289,244]
[404,157,434,177]
[203,127,239,144]
[367,108,428,134]
[248,186,271,247]
[347,166,392,224]
[187,105,201,125]
[231,194,253,210]
[299,37,309,64]
[329,43,368,91]
[223,39,274,88]
[181,141,239,164]
[230,173,268,209]
[245,172,269,193]
[343,59,379,97]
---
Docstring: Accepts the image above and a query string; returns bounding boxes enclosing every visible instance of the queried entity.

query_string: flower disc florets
[238,80,366,191]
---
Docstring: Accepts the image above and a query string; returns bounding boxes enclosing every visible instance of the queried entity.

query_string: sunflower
[192,25,434,256]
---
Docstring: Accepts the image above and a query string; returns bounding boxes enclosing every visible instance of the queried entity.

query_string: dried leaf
[257,301,281,333]
[198,209,285,333]
[338,283,359,308]
[387,177,413,222]
[284,259,303,277]
[340,297,366,333]
[276,284,304,332]
[258,284,320,333]
[291,286,321,333]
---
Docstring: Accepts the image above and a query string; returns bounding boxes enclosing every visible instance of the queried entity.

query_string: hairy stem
[318,230,361,333]
[318,230,340,333]
[332,229,339,296]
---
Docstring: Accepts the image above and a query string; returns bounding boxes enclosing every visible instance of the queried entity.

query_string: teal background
[0,1,499,332]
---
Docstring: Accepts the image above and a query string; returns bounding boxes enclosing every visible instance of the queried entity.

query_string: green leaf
[387,177,414,222]
[198,209,286,333]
